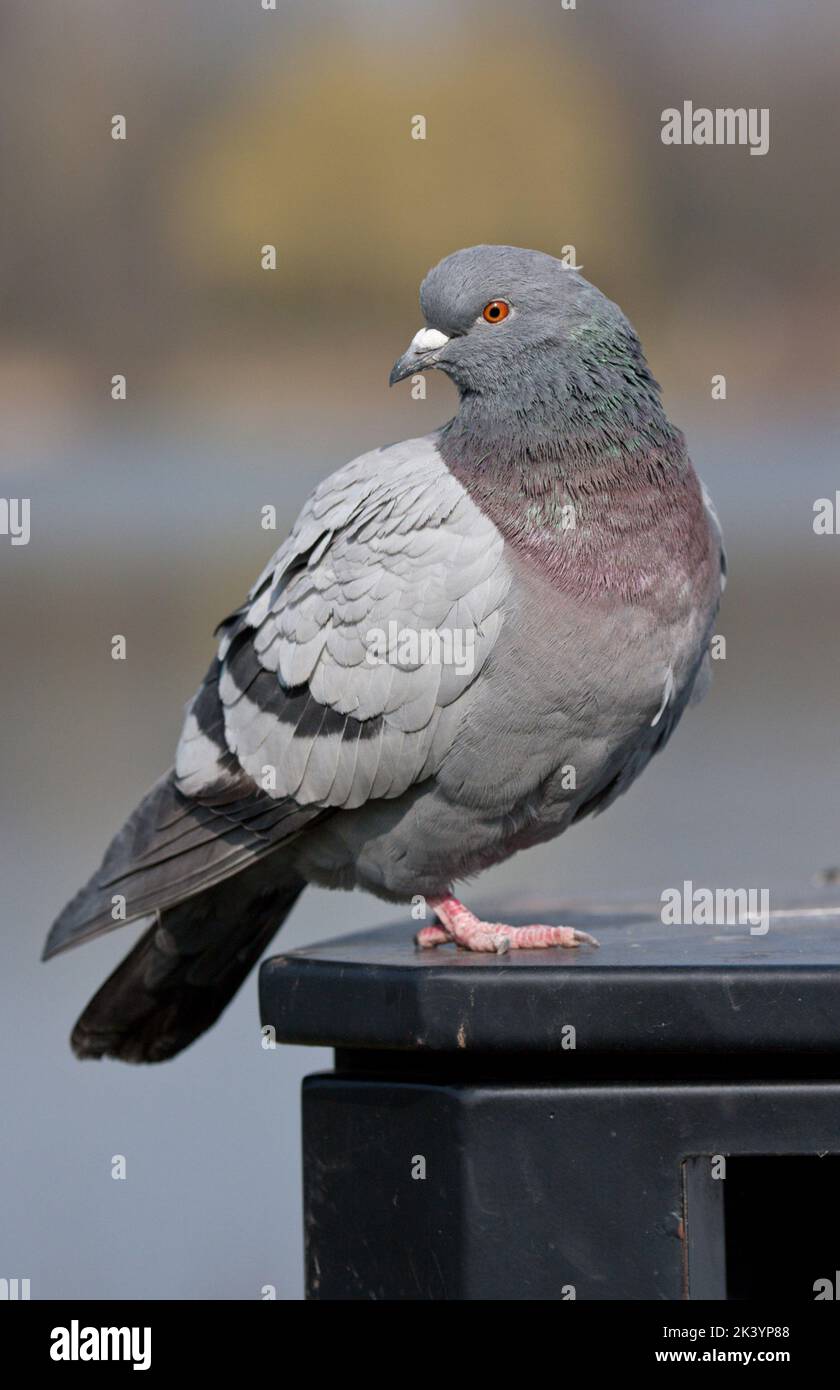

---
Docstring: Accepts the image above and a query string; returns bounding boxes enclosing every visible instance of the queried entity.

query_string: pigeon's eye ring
[482,300,510,324]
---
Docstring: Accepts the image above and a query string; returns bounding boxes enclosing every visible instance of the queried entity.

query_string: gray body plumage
[45,245,725,1061]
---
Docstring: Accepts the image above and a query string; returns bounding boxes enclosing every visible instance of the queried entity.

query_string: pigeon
[44,245,725,1062]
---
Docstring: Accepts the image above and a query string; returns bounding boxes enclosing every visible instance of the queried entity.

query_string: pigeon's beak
[389,327,450,387]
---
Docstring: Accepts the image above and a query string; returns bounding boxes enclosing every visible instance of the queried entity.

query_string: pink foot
[415,894,599,954]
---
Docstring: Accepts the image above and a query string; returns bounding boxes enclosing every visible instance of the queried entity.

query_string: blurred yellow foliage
[167,34,652,315]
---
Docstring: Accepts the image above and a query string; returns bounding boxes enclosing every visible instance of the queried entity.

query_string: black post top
[259,889,840,1059]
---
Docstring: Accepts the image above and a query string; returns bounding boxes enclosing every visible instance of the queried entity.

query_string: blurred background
[2,0,839,1299]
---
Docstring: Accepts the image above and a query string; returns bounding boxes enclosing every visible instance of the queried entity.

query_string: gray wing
[42,765,320,958]
[46,434,508,960]
[176,434,511,810]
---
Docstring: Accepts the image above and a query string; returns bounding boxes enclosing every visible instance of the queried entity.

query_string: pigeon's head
[389,244,628,400]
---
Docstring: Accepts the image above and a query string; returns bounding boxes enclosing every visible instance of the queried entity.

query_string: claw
[572,929,600,948]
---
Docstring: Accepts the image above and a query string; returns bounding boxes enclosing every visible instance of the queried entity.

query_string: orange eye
[482,300,510,324]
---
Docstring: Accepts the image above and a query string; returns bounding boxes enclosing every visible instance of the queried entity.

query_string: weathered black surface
[261,889,840,1300]
[260,891,840,1056]
[301,1077,840,1300]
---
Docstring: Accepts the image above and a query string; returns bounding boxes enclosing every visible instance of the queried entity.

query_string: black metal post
[260,892,840,1300]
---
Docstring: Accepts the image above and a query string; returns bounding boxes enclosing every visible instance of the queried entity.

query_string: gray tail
[71,860,305,1063]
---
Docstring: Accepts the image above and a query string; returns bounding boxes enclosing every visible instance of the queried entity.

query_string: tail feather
[70,859,305,1063]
